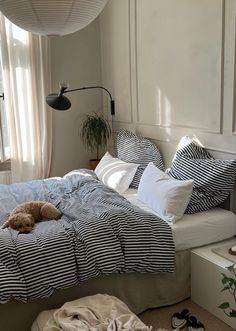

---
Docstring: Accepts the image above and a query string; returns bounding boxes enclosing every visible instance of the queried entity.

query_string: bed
[0,169,235,331]
[1,131,236,331]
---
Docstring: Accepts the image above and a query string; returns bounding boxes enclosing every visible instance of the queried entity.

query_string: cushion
[94,152,139,194]
[171,136,213,162]
[116,128,164,188]
[138,162,193,223]
[167,136,236,213]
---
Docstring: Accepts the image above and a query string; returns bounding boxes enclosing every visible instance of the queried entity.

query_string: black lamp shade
[46,85,115,115]
[46,93,71,111]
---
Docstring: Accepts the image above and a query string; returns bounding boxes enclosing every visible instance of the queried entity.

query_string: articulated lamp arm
[46,85,115,115]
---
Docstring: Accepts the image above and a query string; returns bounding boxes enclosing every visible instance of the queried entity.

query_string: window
[0,57,10,163]
[0,16,51,180]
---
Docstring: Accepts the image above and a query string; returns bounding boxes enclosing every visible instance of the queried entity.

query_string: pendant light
[0,0,108,36]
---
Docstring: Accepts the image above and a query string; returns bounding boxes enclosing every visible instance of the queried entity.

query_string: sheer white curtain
[0,14,52,182]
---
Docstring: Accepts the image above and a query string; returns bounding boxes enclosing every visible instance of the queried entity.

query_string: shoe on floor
[171,309,190,329]
[187,315,205,331]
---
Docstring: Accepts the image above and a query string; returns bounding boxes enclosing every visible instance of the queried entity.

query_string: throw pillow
[167,136,236,213]
[94,152,139,194]
[138,162,193,223]
[116,128,164,188]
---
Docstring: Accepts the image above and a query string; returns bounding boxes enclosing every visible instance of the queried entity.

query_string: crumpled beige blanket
[43,294,151,331]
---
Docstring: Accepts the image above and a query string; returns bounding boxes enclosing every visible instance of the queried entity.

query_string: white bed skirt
[0,250,190,331]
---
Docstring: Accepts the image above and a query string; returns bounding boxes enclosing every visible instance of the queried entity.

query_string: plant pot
[89,159,100,170]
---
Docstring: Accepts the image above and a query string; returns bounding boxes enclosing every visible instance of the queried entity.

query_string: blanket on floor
[42,294,150,331]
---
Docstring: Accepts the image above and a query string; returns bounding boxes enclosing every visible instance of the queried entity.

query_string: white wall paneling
[135,0,223,133]
[232,12,236,135]
[100,0,236,150]
[100,0,236,211]
[100,0,133,124]
[131,0,236,153]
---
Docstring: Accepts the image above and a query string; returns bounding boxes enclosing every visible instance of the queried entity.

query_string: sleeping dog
[1,201,61,233]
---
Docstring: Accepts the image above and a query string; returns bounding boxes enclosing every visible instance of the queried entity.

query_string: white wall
[48,0,236,210]
[50,18,102,177]
[100,0,236,211]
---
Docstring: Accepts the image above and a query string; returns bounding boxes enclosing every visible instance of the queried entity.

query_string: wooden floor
[138,299,235,331]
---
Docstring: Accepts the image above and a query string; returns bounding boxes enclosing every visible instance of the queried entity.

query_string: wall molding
[132,0,225,135]
[134,121,223,134]
[128,0,133,125]
[219,0,226,134]
[104,0,235,150]
[114,0,133,125]
[232,6,236,135]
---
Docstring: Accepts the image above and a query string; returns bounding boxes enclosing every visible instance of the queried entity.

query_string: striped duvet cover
[0,170,175,304]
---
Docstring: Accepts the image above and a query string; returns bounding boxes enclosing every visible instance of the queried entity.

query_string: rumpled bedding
[0,169,175,304]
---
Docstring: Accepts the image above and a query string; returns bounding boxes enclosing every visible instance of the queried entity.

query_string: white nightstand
[191,238,236,329]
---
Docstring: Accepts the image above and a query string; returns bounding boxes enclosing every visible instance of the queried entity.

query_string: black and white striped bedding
[167,137,236,213]
[0,170,175,304]
[117,129,164,188]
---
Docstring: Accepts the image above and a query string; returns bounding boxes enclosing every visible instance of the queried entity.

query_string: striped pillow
[168,136,236,213]
[116,129,164,188]
[171,136,213,161]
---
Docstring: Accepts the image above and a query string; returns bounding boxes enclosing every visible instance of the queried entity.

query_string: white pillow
[137,162,193,223]
[95,152,139,194]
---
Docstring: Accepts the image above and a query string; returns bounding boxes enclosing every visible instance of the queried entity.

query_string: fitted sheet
[123,188,236,251]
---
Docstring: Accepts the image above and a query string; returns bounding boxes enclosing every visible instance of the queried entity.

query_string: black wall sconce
[46,84,115,115]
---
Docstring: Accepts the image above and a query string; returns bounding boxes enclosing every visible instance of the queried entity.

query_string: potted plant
[218,264,236,318]
[80,113,111,170]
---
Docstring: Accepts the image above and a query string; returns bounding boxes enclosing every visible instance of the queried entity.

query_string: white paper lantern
[0,0,108,36]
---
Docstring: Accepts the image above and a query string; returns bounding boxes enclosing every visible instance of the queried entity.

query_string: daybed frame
[1,185,234,331]
[1,250,190,331]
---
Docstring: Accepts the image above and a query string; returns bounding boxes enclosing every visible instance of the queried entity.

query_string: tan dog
[1,201,61,233]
